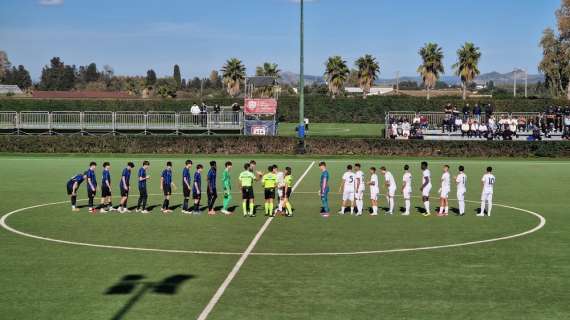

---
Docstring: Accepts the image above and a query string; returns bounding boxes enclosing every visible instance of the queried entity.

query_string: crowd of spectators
[388,104,570,141]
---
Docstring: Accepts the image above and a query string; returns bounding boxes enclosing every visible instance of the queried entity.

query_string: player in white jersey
[368,167,380,216]
[402,165,412,216]
[420,161,432,216]
[478,167,496,217]
[354,163,365,216]
[455,166,467,216]
[438,165,451,216]
[339,165,356,215]
[380,167,397,215]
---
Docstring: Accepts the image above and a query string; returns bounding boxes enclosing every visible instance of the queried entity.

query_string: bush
[0,136,569,158]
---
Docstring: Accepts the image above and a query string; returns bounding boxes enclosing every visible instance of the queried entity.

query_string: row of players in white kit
[339,162,496,217]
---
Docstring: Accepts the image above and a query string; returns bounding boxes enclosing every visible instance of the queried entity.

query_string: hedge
[1,136,569,158]
[0,95,567,123]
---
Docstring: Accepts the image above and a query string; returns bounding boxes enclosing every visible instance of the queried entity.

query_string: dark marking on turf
[105,274,194,320]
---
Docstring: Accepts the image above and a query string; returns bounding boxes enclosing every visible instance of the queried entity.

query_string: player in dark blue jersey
[85,162,98,213]
[160,161,175,213]
[181,160,193,214]
[192,164,204,214]
[136,161,151,213]
[66,172,87,212]
[118,162,135,213]
[99,162,115,213]
[207,161,218,215]
[319,162,330,218]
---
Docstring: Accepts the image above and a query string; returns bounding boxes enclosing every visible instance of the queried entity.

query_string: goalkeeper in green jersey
[221,161,233,215]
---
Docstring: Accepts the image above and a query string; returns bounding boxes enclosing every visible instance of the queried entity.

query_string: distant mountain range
[279,70,544,86]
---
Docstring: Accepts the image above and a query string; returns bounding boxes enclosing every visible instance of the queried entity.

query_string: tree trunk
[427,87,431,100]
[463,83,467,100]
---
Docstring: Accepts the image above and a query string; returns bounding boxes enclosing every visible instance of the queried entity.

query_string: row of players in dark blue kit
[66,160,225,215]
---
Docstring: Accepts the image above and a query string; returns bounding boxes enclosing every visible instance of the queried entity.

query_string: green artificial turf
[0,155,569,319]
[278,123,384,137]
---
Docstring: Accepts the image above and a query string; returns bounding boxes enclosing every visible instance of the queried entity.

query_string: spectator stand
[386,111,567,141]
[243,76,279,136]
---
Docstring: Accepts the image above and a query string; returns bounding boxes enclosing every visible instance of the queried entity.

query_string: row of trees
[539,0,570,99]
[0,51,32,90]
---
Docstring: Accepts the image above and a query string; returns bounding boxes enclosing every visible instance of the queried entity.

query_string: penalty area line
[197,160,315,320]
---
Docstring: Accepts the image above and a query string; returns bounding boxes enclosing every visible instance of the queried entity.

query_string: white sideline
[196,161,315,320]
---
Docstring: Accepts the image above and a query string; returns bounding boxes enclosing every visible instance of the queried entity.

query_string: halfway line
[196,160,316,320]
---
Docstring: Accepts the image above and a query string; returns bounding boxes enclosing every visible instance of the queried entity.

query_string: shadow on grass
[105,274,195,320]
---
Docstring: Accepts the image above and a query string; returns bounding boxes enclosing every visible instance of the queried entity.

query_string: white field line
[0,196,545,257]
[196,161,316,320]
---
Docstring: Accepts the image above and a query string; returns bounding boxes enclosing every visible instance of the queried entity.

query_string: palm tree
[355,54,380,99]
[453,42,482,100]
[221,58,246,97]
[324,56,350,98]
[417,43,445,100]
[255,62,281,78]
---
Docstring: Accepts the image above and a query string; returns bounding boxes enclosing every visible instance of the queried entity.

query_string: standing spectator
[191,103,201,126]
[470,120,480,138]
[200,103,208,127]
[454,116,462,133]
[473,104,482,122]
[231,103,240,125]
[555,106,563,132]
[402,119,411,138]
[485,104,494,118]
[564,114,570,139]
[420,115,428,130]
[462,104,470,120]
[488,117,497,139]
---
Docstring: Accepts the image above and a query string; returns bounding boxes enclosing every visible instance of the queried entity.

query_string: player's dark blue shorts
[139,185,147,197]
[192,189,201,200]
[163,185,172,196]
[66,182,75,195]
[102,186,112,197]
[87,187,96,198]
[120,187,129,197]
[183,184,191,198]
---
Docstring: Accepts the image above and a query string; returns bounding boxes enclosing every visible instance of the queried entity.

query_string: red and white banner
[244,99,278,115]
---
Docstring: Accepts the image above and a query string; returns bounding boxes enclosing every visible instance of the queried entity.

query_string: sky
[0,0,562,80]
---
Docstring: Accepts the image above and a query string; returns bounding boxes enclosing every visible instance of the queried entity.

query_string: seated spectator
[564,115,570,139]
[503,127,514,140]
[413,114,421,126]
[470,120,480,138]
[488,117,497,139]
[531,127,543,141]
[461,121,470,138]
[232,103,240,112]
[390,122,398,139]
[479,122,488,139]
[402,119,411,138]
[509,120,518,138]
[442,113,452,133]
[420,115,428,129]
[454,117,462,132]
[517,117,527,132]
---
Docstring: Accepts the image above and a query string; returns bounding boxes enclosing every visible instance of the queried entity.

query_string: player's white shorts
[370,190,379,201]
[422,185,432,197]
[457,189,466,201]
[277,188,284,199]
[481,192,493,202]
[386,187,396,198]
[403,188,412,200]
[440,187,450,199]
[343,191,355,202]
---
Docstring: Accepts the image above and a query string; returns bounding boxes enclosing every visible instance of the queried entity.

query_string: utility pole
[396,71,400,94]
[524,69,528,98]
[297,0,306,153]
[513,68,517,98]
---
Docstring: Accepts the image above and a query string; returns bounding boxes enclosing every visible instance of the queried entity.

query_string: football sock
[165,199,169,210]
[405,200,411,214]
[445,206,449,214]
[480,201,486,214]
[137,197,142,209]
[389,198,394,213]
[373,205,378,214]
[71,196,77,207]
[459,201,465,214]
[264,203,269,215]
[487,202,492,216]
[88,197,94,209]
[162,199,167,210]
[341,206,346,213]
[285,202,292,215]
[183,199,189,211]
[249,201,254,215]
[223,197,230,210]
[424,201,430,213]
[269,203,274,215]
[350,206,354,214]
[439,206,444,214]
[242,201,247,215]
[142,197,147,210]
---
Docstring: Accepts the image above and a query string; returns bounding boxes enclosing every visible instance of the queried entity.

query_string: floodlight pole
[297,0,306,154]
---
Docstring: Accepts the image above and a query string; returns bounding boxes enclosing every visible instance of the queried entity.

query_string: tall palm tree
[255,62,281,78]
[355,54,380,99]
[324,56,350,99]
[453,42,482,100]
[221,58,246,97]
[417,43,445,100]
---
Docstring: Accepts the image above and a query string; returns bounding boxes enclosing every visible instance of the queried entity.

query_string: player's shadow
[170,204,182,211]
[146,205,160,211]
[415,206,427,214]
[450,208,460,215]
[105,274,194,320]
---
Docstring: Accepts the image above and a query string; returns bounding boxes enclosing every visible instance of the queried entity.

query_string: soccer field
[278,123,384,137]
[0,155,569,320]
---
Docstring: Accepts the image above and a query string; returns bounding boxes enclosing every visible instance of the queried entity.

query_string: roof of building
[246,76,279,87]
[31,91,132,99]
[0,85,24,94]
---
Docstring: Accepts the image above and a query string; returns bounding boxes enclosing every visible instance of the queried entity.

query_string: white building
[0,85,24,95]
[344,86,394,96]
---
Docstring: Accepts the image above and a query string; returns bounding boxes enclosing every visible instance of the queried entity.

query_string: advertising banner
[244,99,277,115]
[244,120,277,136]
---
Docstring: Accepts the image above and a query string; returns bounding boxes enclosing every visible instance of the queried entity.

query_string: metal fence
[0,111,244,135]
